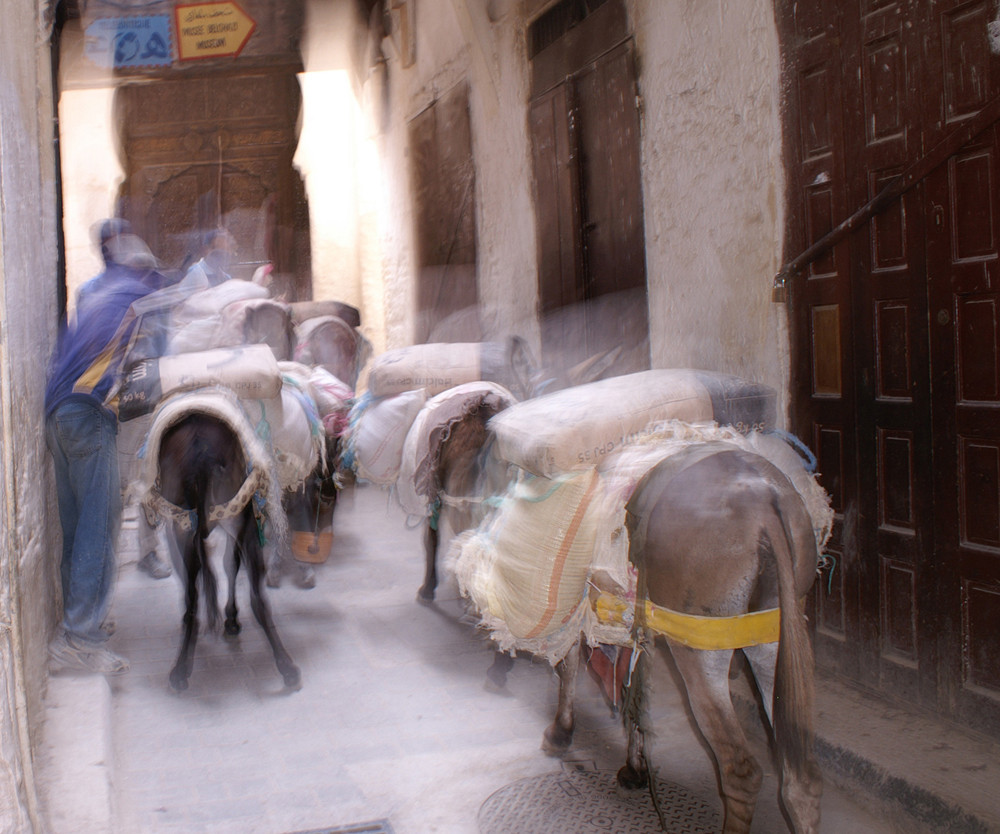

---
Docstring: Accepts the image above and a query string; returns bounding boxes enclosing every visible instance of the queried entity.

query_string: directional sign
[174,1,256,61]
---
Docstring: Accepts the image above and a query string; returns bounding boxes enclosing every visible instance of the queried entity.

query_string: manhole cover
[287,823,394,834]
[478,768,719,833]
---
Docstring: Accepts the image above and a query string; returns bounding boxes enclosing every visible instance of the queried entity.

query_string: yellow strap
[592,591,782,651]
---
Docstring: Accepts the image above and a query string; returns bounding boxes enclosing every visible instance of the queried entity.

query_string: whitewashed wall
[372,0,788,417]
[0,1,63,830]
[628,0,789,417]
[373,0,540,353]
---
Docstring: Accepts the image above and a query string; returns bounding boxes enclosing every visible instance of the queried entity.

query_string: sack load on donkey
[450,369,834,833]
[342,339,532,487]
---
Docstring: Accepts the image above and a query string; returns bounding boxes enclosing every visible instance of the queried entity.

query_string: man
[79,220,174,581]
[45,232,165,674]
[178,227,237,291]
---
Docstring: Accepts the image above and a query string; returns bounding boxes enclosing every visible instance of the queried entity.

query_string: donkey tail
[763,493,816,777]
[187,453,222,633]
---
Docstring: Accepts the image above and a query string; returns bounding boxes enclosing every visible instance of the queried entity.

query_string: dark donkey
[544,443,824,834]
[152,407,301,692]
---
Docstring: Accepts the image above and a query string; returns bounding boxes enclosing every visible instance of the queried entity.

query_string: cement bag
[455,467,601,661]
[308,366,354,437]
[244,381,323,491]
[117,344,282,422]
[168,281,271,354]
[489,369,777,478]
[366,342,514,398]
[396,381,517,518]
[346,389,427,484]
[173,279,269,323]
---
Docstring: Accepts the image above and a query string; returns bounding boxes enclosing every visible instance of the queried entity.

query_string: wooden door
[779,0,1000,735]
[408,82,479,343]
[780,1,861,683]
[922,0,1000,735]
[528,0,649,378]
[116,70,311,299]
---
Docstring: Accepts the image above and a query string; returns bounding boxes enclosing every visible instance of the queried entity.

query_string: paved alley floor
[36,482,894,834]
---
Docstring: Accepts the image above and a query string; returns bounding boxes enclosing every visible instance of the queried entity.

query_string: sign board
[174,1,256,61]
[84,16,172,69]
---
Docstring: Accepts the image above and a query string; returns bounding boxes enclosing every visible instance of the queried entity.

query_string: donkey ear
[505,335,538,400]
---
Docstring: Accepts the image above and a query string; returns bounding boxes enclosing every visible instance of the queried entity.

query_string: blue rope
[766,428,817,473]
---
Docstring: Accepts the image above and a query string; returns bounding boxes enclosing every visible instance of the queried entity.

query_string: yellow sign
[175,1,255,61]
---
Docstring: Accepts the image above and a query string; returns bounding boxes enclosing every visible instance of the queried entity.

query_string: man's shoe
[137,551,172,579]
[49,633,129,676]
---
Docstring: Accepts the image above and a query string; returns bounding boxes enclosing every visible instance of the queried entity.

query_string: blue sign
[84,16,173,69]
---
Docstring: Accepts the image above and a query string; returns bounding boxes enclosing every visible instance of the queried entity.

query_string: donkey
[543,444,823,833]
[153,409,301,692]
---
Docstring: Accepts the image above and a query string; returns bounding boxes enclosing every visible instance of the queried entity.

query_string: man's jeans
[45,398,121,645]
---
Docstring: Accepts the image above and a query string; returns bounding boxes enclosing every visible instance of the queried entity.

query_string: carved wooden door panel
[923,0,1000,734]
[781,0,1000,734]
[779,2,861,682]
[116,71,311,299]
[846,0,936,708]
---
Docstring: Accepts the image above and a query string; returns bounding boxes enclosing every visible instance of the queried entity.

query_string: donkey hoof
[416,587,435,605]
[541,723,573,757]
[616,763,648,790]
[224,620,241,637]
[282,666,302,691]
[168,669,189,692]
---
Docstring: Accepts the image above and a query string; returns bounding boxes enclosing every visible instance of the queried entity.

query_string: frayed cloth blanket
[135,387,289,570]
[451,420,833,665]
[395,381,518,519]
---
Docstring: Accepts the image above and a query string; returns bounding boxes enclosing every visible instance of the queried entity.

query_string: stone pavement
[32,482,993,833]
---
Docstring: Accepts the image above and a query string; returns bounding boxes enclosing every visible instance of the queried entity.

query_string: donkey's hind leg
[169,537,201,691]
[542,638,581,755]
[241,515,301,690]
[744,642,822,834]
[671,644,762,834]
[418,519,438,603]
[222,533,241,637]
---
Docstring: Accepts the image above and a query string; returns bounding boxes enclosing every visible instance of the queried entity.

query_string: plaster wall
[0,1,64,831]
[373,0,787,417]
[627,0,789,418]
[374,0,540,353]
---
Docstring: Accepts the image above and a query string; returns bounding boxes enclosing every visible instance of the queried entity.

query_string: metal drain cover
[478,768,719,834]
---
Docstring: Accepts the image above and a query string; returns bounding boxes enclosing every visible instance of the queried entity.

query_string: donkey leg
[671,645,762,834]
[542,639,581,755]
[418,520,438,603]
[744,643,822,834]
[223,536,241,637]
[618,648,650,789]
[169,541,200,691]
[242,525,301,690]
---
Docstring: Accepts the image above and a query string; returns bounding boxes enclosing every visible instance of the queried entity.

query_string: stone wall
[0,1,63,830]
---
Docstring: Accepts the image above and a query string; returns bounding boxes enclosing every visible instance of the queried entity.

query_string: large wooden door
[528,0,649,378]
[408,82,479,343]
[116,70,311,299]
[922,0,1000,735]
[779,0,1000,735]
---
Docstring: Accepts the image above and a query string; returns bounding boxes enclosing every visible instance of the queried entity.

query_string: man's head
[202,227,236,273]
[93,217,133,265]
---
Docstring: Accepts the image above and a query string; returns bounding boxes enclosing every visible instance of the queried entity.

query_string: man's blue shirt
[45,265,159,417]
